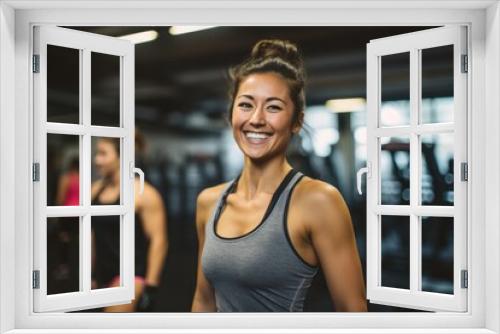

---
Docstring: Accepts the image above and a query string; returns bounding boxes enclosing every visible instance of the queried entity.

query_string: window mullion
[81,48,91,293]
[122,48,135,297]
[409,47,420,293]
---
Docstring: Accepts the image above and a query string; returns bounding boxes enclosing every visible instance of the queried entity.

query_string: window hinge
[461,54,468,73]
[32,163,40,182]
[461,269,468,289]
[32,54,40,73]
[461,162,468,181]
[32,270,40,289]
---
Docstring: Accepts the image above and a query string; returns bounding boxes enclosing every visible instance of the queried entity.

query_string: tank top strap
[91,178,117,205]
[206,169,303,235]
[206,175,240,231]
[279,170,305,201]
[270,170,305,218]
[92,181,106,205]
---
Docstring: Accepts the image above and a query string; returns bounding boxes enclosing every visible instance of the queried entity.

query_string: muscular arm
[137,181,168,287]
[306,182,367,312]
[191,188,217,312]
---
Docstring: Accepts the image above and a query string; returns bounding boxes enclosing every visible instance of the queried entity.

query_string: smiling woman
[191,39,367,312]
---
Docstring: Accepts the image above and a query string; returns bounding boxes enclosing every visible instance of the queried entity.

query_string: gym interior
[44,26,455,312]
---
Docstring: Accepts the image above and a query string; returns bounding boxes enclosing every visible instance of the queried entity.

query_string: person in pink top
[56,156,79,206]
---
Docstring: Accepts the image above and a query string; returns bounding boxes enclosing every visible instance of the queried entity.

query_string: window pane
[381,215,410,289]
[91,215,121,289]
[47,44,80,124]
[380,136,410,205]
[421,132,454,206]
[91,52,120,127]
[421,45,454,124]
[47,134,80,206]
[421,216,454,294]
[91,137,121,205]
[380,52,410,127]
[47,217,80,295]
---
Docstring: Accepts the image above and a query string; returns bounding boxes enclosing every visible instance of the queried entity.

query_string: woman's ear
[292,111,304,134]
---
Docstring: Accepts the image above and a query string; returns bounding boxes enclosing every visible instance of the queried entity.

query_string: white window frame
[0,1,498,333]
[32,25,136,312]
[365,26,468,312]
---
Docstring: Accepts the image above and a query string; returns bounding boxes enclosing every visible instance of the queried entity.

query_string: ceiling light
[119,30,158,44]
[169,26,216,35]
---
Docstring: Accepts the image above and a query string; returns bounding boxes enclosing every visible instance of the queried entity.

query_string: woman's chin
[236,139,284,162]
[242,148,274,162]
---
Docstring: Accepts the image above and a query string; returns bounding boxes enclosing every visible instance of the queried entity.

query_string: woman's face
[94,140,119,178]
[231,72,302,162]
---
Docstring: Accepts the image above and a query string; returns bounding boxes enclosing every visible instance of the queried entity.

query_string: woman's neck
[104,171,120,188]
[237,155,292,201]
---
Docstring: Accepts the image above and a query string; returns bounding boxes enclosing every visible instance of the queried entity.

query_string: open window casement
[358,25,468,312]
[32,25,140,312]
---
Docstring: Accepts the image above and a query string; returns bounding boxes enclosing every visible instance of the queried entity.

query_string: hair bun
[250,39,303,69]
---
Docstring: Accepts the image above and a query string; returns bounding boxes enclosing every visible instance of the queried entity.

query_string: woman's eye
[239,102,252,109]
[268,105,282,111]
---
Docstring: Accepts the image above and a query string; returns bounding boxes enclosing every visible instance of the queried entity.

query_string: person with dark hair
[91,135,168,312]
[191,39,367,312]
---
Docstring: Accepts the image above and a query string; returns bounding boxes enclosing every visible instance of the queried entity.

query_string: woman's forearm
[334,298,368,312]
[145,236,167,286]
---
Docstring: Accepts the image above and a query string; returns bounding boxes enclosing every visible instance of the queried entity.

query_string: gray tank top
[201,168,319,312]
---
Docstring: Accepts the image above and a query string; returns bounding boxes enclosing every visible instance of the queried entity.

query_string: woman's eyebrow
[237,94,286,104]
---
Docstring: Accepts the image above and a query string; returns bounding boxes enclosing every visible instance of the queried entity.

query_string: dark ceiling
[60,26,437,132]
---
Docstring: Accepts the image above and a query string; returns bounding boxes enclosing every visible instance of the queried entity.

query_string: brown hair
[226,39,307,131]
[98,137,120,159]
[135,127,146,155]
[99,127,145,157]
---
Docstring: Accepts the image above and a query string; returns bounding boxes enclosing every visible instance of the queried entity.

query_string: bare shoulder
[197,181,231,211]
[293,176,344,209]
[292,176,351,232]
[135,178,162,208]
[195,181,232,228]
[135,179,160,198]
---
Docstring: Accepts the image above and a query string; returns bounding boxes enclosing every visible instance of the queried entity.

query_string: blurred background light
[326,97,366,113]
[169,26,217,35]
[118,30,158,44]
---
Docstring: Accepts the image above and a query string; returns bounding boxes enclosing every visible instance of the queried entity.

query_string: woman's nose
[249,106,266,125]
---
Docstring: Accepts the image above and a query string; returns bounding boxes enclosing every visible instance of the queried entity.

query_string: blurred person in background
[56,155,80,207]
[91,130,168,312]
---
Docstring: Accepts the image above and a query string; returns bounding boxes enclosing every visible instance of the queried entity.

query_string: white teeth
[245,132,270,139]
